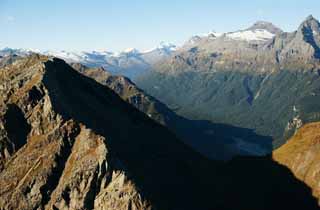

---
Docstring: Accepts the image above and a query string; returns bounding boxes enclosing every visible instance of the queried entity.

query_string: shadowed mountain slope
[71,63,273,160]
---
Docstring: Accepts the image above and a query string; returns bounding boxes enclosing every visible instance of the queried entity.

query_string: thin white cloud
[4,15,15,23]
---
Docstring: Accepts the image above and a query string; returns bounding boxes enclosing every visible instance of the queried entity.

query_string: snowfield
[226,29,275,41]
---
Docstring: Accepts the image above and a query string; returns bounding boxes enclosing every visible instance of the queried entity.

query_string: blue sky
[0,0,319,52]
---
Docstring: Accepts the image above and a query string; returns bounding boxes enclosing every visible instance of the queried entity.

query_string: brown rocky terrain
[274,122,320,204]
[0,55,148,210]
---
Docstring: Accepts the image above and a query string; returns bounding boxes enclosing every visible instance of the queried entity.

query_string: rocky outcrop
[0,55,149,210]
[277,15,320,69]
[247,21,283,34]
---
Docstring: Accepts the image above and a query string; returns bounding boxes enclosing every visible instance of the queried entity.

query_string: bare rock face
[0,55,148,210]
[273,122,320,204]
[247,21,283,34]
[277,15,320,69]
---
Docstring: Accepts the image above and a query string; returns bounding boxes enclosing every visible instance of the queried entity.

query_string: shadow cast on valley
[42,58,319,210]
[170,117,273,160]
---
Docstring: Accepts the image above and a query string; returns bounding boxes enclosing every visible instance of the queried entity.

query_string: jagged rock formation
[247,21,283,34]
[136,15,320,150]
[275,15,320,69]
[273,122,320,204]
[0,55,147,210]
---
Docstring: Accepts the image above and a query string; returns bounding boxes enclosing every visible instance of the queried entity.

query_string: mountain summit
[277,15,320,61]
[298,15,320,36]
[297,15,320,53]
[247,21,283,34]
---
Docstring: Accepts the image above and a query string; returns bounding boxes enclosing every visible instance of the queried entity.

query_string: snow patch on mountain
[186,31,223,45]
[205,31,223,38]
[42,50,86,63]
[226,29,275,42]
[143,42,177,53]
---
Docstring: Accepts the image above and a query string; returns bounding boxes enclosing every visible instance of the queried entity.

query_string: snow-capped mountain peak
[0,41,177,79]
[225,21,281,42]
[122,48,140,54]
[226,29,275,42]
[184,30,223,46]
[205,31,223,38]
[143,42,177,54]
[184,21,281,45]
[158,42,177,50]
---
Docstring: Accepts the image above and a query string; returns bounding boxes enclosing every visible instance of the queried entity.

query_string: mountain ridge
[0,54,216,210]
[0,54,319,210]
[0,42,177,80]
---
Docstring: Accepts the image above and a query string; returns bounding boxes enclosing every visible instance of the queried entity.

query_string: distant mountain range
[184,20,282,46]
[0,19,290,80]
[2,15,320,159]
[137,15,320,150]
[0,42,177,79]
[3,16,316,80]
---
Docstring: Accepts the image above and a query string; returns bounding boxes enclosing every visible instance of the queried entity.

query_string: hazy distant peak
[120,48,140,55]
[305,14,317,22]
[143,42,177,53]
[158,41,177,50]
